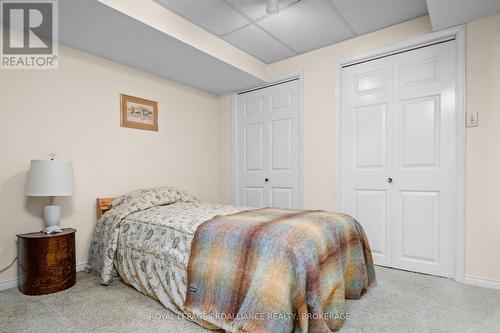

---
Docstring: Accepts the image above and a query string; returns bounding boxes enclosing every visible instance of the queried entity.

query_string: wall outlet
[466,111,479,127]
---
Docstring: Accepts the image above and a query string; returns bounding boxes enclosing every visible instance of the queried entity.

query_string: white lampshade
[25,160,75,197]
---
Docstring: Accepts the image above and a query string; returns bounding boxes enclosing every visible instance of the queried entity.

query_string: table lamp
[25,157,75,234]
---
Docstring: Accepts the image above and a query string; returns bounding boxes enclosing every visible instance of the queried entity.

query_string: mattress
[112,202,246,317]
[88,187,375,332]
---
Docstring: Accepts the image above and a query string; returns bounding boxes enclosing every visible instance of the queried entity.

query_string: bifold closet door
[238,80,301,209]
[390,42,456,277]
[341,41,457,278]
[342,56,394,267]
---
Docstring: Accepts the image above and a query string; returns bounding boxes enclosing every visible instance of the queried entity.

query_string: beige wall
[0,44,220,284]
[222,14,500,282]
[2,13,499,287]
[217,94,234,205]
[265,16,434,209]
[464,13,500,281]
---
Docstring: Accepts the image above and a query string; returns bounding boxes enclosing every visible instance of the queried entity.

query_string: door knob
[265,178,269,182]
[387,178,393,183]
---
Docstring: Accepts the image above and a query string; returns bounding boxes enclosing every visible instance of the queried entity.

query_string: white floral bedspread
[87,187,247,319]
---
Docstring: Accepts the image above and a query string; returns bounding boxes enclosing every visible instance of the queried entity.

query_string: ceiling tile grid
[331,0,428,34]
[154,0,429,64]
[257,0,356,53]
[154,0,248,35]
[222,24,296,63]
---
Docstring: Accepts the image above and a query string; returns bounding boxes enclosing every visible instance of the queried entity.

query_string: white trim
[454,26,466,283]
[298,72,305,209]
[464,275,500,290]
[231,93,239,205]
[76,262,88,272]
[0,262,88,291]
[232,72,305,208]
[0,277,18,291]
[334,60,344,213]
[339,28,461,68]
[334,26,466,282]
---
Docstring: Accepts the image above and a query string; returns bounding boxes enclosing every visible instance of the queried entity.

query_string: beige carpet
[1,266,500,333]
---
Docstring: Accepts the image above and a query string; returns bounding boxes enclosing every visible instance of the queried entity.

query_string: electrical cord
[0,257,17,274]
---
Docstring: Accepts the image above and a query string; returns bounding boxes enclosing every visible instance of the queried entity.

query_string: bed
[87,187,375,333]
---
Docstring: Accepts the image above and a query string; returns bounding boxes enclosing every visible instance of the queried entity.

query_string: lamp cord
[0,257,17,274]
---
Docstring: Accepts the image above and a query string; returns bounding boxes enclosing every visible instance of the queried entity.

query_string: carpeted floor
[1,266,499,333]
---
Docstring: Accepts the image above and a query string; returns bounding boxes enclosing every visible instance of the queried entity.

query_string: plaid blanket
[185,208,375,333]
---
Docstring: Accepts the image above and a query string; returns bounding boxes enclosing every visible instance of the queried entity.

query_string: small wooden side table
[17,228,76,295]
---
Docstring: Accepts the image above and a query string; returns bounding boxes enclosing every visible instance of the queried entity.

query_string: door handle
[265,178,269,183]
[387,178,393,183]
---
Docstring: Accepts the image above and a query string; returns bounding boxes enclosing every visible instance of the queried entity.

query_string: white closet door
[342,57,394,266]
[238,80,301,209]
[341,41,457,277]
[391,42,456,277]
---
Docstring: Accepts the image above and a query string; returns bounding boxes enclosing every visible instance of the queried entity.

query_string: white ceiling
[154,0,429,63]
[53,0,265,94]
[6,0,497,96]
[426,0,500,31]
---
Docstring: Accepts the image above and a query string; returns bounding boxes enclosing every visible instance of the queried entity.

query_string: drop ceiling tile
[258,0,355,53]
[426,0,500,31]
[228,0,300,20]
[154,0,249,35]
[331,0,428,35]
[223,24,296,63]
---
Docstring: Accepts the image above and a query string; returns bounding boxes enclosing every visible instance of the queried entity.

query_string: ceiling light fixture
[266,0,279,14]
[266,0,302,15]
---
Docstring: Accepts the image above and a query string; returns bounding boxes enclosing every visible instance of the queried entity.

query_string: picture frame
[120,94,158,131]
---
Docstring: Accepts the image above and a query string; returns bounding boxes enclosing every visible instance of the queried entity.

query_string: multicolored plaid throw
[185,208,375,333]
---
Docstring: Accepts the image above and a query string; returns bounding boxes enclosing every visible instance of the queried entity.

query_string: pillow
[111,186,199,209]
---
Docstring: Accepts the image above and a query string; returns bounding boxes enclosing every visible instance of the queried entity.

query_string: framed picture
[120,94,158,131]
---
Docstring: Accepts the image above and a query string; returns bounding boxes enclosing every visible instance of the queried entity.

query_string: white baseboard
[0,277,18,291]
[76,262,88,272]
[464,275,500,290]
[0,262,87,292]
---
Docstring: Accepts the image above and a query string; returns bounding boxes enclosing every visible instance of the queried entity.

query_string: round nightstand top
[17,228,76,239]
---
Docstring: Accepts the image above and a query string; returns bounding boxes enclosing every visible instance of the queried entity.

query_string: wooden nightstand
[17,228,76,295]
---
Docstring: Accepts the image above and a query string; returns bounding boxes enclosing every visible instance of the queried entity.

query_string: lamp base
[43,226,63,234]
[43,205,62,234]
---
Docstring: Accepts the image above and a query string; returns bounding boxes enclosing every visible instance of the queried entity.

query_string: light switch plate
[466,111,479,127]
